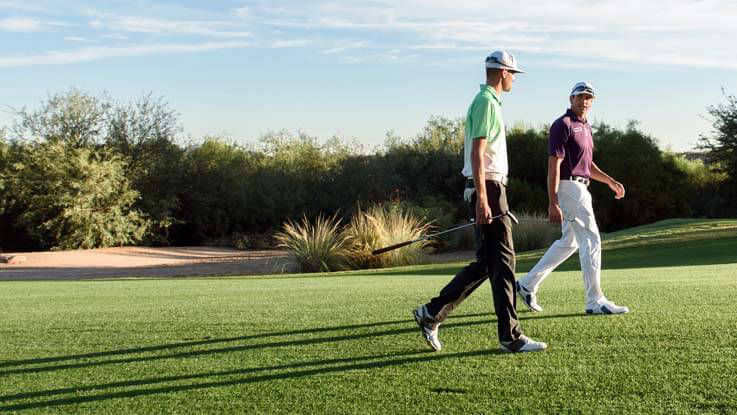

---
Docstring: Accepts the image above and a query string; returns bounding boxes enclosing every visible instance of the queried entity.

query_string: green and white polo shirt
[461,84,508,180]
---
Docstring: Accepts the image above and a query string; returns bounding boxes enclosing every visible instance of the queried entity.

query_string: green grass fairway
[1,220,736,414]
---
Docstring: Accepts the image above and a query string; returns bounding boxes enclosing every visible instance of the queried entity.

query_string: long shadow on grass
[0,312,491,369]
[0,350,429,402]
[0,312,579,378]
[0,348,507,411]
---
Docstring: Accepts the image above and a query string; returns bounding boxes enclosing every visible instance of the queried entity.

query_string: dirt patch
[0,247,475,281]
[0,247,296,280]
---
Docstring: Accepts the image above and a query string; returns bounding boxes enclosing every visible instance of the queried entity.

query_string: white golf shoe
[516,281,543,312]
[413,305,441,351]
[500,335,548,353]
[585,300,629,315]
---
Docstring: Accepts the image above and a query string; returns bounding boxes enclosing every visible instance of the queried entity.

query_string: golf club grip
[372,240,415,255]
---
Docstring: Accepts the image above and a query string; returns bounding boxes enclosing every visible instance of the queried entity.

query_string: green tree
[9,142,149,250]
[178,137,256,242]
[699,90,737,211]
[592,122,694,230]
[12,88,110,147]
[105,94,185,243]
[0,129,8,215]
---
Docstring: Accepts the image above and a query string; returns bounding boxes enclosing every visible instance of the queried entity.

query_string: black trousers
[425,180,522,343]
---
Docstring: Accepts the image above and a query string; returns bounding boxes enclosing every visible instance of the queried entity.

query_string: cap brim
[571,91,594,97]
[486,63,524,73]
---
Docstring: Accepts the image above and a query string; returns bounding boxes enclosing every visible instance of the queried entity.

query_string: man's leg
[518,220,578,294]
[424,196,489,323]
[414,218,488,351]
[485,215,522,343]
[425,224,488,322]
[483,181,521,343]
[564,184,627,314]
[486,181,546,352]
[515,183,580,312]
[565,187,605,308]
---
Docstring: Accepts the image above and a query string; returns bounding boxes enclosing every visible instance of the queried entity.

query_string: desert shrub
[699,90,737,211]
[178,138,257,243]
[12,88,110,148]
[665,152,730,217]
[10,89,184,246]
[105,94,184,244]
[507,178,547,218]
[274,213,351,273]
[8,142,149,250]
[394,196,476,252]
[345,203,432,269]
[512,212,561,252]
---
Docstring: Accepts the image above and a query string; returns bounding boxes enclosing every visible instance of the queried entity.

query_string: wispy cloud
[0,41,250,68]
[0,16,44,32]
[82,9,251,38]
[63,36,91,42]
[0,1,53,13]
[108,17,250,38]
[321,40,369,55]
[4,1,735,69]
[270,39,311,48]
[0,15,74,32]
[235,0,737,69]
[100,33,129,41]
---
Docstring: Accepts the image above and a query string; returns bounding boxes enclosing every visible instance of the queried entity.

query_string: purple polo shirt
[548,109,593,179]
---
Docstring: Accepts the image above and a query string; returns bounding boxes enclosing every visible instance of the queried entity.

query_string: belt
[466,174,508,187]
[566,176,590,186]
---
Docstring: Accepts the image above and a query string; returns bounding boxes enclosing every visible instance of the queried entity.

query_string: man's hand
[476,198,493,225]
[608,180,625,199]
[548,202,563,224]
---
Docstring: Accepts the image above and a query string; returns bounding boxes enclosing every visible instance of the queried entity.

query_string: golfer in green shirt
[413,51,547,353]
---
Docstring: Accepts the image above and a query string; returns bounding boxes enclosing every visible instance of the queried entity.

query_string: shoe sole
[585,307,629,315]
[413,309,440,352]
[499,344,547,353]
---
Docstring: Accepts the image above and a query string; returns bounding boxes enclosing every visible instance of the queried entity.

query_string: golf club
[371,211,522,255]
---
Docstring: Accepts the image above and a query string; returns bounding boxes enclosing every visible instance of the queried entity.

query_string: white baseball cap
[485,50,524,73]
[570,81,595,97]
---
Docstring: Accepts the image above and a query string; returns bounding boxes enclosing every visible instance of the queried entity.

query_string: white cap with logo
[485,50,524,73]
[570,81,595,97]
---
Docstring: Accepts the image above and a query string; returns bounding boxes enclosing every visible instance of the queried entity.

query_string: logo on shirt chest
[573,127,583,133]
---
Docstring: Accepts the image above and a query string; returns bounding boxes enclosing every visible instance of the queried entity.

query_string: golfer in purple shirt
[516,81,629,315]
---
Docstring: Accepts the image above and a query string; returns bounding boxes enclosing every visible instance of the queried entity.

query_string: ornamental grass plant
[345,203,432,269]
[276,204,433,272]
[274,213,351,273]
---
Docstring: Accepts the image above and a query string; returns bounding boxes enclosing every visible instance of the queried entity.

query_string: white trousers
[518,180,605,307]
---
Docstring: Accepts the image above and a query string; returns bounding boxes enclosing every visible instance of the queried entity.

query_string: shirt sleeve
[467,98,496,141]
[548,120,568,158]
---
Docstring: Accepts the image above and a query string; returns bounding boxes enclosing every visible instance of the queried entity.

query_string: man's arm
[590,162,625,199]
[548,156,564,224]
[472,138,493,224]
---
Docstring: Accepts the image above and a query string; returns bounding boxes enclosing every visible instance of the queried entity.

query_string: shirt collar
[480,84,502,106]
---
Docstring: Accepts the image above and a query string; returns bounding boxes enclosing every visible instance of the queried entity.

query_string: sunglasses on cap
[572,84,595,96]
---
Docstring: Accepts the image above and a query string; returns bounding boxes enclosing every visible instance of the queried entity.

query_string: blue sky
[2,1,736,151]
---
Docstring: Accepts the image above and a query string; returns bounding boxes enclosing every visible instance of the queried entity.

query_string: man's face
[501,70,516,92]
[569,93,594,117]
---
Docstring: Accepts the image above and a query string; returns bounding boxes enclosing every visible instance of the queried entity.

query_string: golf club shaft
[371,240,416,255]
[371,224,473,255]
[371,212,515,255]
